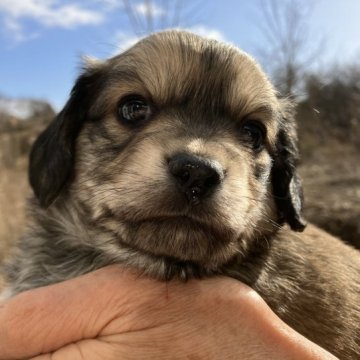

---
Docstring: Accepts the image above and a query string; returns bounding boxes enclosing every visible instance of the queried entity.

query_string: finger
[0,266,144,360]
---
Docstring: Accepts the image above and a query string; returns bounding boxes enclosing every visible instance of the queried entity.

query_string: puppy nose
[168,153,224,203]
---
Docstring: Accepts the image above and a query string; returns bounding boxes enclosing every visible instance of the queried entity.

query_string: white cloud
[134,2,165,18]
[42,4,103,28]
[113,31,143,53]
[112,25,228,55]
[0,0,104,42]
[2,17,39,43]
[188,25,228,43]
[90,0,123,10]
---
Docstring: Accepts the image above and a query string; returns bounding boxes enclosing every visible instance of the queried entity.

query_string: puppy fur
[2,31,360,359]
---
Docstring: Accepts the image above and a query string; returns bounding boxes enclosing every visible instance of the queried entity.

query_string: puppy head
[29,31,305,269]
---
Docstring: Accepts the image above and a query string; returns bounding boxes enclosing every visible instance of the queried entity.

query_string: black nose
[168,153,224,203]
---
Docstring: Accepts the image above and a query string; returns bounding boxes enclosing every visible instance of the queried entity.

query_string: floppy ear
[271,100,307,232]
[29,65,104,207]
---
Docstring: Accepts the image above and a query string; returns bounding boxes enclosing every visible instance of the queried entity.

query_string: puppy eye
[240,120,265,151]
[117,96,152,125]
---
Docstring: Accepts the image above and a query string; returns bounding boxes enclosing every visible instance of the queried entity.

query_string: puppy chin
[102,215,240,266]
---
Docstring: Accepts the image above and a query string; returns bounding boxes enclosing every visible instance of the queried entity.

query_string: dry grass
[0,117,48,268]
[0,159,29,264]
[300,144,360,248]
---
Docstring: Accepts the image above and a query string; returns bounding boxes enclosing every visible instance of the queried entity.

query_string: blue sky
[1,0,360,110]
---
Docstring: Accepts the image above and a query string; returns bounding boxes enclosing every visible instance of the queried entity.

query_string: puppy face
[29,31,305,270]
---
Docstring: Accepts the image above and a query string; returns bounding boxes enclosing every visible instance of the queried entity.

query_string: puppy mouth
[127,214,213,227]
[125,214,227,240]
[116,213,238,264]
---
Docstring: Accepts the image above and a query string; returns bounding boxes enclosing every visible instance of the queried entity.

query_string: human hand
[0,266,337,360]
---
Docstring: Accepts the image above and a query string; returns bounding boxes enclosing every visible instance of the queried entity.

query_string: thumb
[0,266,145,360]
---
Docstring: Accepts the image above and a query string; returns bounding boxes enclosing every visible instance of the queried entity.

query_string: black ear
[271,101,306,232]
[29,65,104,207]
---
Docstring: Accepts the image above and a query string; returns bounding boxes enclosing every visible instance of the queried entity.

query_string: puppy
[2,31,359,359]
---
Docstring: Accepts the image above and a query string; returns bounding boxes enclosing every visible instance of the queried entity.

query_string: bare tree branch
[256,0,324,97]
[178,0,204,28]
[146,0,156,33]
[123,0,143,35]
[172,0,183,27]
[122,0,203,36]
[160,0,170,28]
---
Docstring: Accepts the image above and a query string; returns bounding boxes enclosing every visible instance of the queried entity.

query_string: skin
[0,266,338,360]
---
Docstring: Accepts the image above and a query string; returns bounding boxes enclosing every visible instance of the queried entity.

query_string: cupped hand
[0,266,337,360]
